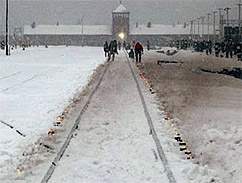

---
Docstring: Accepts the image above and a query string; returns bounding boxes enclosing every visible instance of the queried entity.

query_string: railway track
[40,62,110,183]
[40,51,176,183]
[124,52,176,183]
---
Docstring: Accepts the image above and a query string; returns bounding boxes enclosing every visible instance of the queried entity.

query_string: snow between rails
[124,51,176,183]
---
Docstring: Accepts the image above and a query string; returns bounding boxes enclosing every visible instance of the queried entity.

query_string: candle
[16,168,21,173]
[180,146,187,151]
[185,149,191,155]
[48,130,55,135]
[179,141,186,146]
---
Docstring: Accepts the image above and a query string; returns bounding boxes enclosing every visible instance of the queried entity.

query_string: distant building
[23,3,218,46]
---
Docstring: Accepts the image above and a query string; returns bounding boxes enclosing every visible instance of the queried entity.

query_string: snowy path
[47,52,170,183]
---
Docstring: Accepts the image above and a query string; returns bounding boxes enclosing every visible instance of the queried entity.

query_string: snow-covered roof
[24,25,112,35]
[130,24,218,35]
[113,4,129,13]
[24,24,218,36]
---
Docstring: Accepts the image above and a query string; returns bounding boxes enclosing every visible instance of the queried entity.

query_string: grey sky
[0,0,240,35]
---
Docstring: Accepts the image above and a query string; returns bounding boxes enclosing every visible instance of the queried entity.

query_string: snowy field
[0,46,105,181]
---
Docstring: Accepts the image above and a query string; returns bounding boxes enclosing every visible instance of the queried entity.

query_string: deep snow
[0,46,105,182]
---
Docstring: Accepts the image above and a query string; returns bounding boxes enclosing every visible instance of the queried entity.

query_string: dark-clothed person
[147,40,150,51]
[236,43,242,61]
[129,49,134,59]
[108,40,118,61]
[118,41,121,50]
[123,41,126,49]
[134,42,144,63]
[103,41,109,57]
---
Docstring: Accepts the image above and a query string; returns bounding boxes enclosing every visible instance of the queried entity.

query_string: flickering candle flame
[48,130,54,135]
[16,168,21,173]
[185,149,191,155]
[171,122,175,127]
[180,146,187,151]
[165,116,171,120]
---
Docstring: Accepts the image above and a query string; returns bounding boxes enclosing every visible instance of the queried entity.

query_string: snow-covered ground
[1,46,241,183]
[0,46,105,181]
[140,48,242,183]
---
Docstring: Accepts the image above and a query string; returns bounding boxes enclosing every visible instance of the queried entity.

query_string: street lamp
[224,7,231,28]
[238,2,242,41]
[6,0,10,56]
[197,17,200,37]
[212,11,217,45]
[201,16,205,38]
[81,16,84,47]
[218,8,223,41]
[207,13,211,41]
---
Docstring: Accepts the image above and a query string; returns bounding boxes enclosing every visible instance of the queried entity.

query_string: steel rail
[124,52,177,183]
[40,62,110,183]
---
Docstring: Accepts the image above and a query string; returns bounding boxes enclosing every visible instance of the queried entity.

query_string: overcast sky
[0,0,240,35]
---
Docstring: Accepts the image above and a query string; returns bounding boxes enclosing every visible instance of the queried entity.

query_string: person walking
[108,40,118,61]
[147,40,150,51]
[123,41,126,49]
[214,43,220,57]
[129,48,135,60]
[118,41,121,50]
[225,41,230,58]
[236,42,242,61]
[229,42,234,59]
[103,41,109,57]
[134,42,143,64]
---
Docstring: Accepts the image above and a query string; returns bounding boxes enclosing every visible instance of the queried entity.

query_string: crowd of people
[103,40,144,63]
[170,39,242,61]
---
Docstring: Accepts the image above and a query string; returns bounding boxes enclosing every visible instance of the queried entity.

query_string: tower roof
[113,4,129,13]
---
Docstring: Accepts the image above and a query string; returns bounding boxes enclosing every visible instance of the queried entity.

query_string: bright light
[119,33,125,40]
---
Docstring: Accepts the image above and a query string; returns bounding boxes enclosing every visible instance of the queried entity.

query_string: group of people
[170,39,242,61]
[214,41,242,61]
[193,40,242,61]
[170,40,191,50]
[103,40,118,62]
[103,40,144,63]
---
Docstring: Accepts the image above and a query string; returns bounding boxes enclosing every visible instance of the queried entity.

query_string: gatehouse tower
[112,2,130,41]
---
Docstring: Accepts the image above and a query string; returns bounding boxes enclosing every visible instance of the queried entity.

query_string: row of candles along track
[48,99,81,135]
[16,100,80,173]
[16,72,192,173]
[163,110,194,160]
[138,70,194,160]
